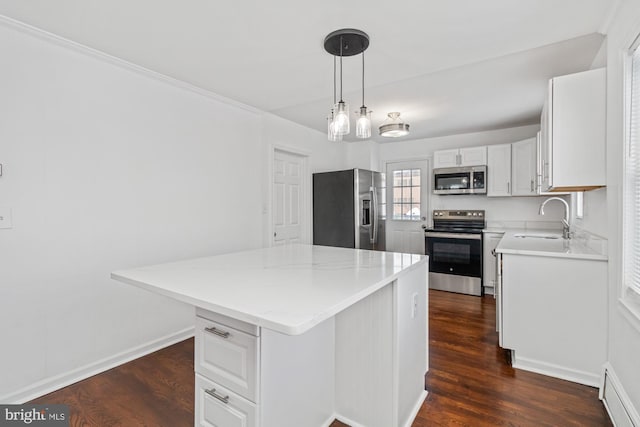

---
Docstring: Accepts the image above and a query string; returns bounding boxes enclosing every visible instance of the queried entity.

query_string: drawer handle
[205,388,229,404]
[205,326,230,339]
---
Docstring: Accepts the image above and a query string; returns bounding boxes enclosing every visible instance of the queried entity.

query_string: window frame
[622,34,640,307]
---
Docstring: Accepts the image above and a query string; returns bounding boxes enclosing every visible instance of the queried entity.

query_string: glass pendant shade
[334,101,350,135]
[356,106,371,139]
[327,110,342,141]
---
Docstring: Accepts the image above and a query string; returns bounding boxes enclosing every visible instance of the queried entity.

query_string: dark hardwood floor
[31,290,611,426]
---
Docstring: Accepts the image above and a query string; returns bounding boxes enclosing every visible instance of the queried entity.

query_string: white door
[273,149,306,245]
[385,160,429,254]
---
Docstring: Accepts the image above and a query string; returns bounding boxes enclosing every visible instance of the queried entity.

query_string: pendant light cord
[333,56,337,105]
[361,52,365,108]
[339,36,344,103]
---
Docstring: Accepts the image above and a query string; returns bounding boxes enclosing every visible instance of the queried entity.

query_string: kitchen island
[111,244,428,427]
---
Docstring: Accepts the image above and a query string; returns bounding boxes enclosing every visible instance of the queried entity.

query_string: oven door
[425,232,482,278]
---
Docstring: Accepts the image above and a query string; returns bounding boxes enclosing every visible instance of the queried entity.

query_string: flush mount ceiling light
[324,29,371,140]
[379,112,410,138]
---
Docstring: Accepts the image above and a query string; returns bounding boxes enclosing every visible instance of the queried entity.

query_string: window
[392,169,421,220]
[624,41,640,296]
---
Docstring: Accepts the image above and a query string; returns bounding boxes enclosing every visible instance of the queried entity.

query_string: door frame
[267,144,311,247]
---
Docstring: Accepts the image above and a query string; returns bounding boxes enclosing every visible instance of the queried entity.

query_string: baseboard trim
[334,390,428,427]
[601,363,640,427]
[401,390,428,427]
[512,355,601,387]
[1,326,195,404]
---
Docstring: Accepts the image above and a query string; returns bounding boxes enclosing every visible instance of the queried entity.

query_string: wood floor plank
[30,289,611,426]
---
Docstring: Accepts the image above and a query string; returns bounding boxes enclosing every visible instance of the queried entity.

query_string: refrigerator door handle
[371,186,378,244]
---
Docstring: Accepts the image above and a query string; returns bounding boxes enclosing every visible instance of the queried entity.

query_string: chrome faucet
[539,197,571,239]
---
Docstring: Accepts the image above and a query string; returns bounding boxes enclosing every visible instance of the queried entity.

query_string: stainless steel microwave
[433,166,487,195]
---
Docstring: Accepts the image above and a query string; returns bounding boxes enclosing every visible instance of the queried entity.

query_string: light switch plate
[0,207,13,229]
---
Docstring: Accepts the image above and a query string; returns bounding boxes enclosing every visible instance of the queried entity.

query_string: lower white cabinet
[196,374,257,427]
[195,316,259,402]
[499,253,607,387]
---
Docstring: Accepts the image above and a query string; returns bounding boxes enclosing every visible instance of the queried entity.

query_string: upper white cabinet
[487,144,511,197]
[511,137,537,196]
[433,146,487,168]
[539,68,606,192]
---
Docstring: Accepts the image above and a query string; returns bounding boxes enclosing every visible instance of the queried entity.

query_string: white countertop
[495,230,608,261]
[111,244,426,335]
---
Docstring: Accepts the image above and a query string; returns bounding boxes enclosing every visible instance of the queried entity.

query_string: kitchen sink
[513,232,563,239]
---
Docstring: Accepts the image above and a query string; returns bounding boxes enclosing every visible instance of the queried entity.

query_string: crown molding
[0,14,262,115]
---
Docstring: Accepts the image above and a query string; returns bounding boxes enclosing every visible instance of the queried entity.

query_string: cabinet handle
[507,181,510,194]
[205,388,230,404]
[205,326,230,339]
[530,179,534,193]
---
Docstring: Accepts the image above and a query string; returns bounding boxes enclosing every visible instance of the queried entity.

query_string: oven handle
[424,232,482,240]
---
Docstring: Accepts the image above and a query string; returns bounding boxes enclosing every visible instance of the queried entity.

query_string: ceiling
[0,0,617,142]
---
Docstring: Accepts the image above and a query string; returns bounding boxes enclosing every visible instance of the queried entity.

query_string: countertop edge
[111,256,428,336]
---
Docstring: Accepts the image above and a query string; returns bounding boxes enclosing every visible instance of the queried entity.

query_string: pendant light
[324,29,370,139]
[379,112,410,138]
[327,56,342,141]
[356,51,372,139]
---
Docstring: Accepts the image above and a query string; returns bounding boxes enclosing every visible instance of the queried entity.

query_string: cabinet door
[196,374,257,427]
[459,146,487,166]
[195,317,259,402]
[487,144,511,197]
[511,138,537,196]
[539,83,553,192]
[433,149,460,168]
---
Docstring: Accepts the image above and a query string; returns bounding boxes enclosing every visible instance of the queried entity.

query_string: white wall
[376,125,568,226]
[601,0,640,422]
[0,19,347,402]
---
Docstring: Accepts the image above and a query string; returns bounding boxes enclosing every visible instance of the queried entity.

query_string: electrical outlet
[0,207,13,229]
[411,292,419,319]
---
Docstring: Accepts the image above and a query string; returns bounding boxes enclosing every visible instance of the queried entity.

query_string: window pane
[402,187,411,203]
[411,204,421,220]
[393,187,403,203]
[411,169,421,187]
[393,204,403,220]
[411,186,421,204]
[402,169,411,186]
[393,170,403,187]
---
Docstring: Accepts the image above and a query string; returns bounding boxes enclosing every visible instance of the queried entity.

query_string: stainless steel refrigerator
[313,168,385,251]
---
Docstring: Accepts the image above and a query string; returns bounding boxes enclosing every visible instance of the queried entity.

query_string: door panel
[273,150,306,245]
[385,160,429,254]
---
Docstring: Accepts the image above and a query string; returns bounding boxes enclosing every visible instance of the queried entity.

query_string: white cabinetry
[511,138,537,196]
[433,146,487,168]
[498,253,607,387]
[487,144,511,197]
[482,232,503,296]
[539,68,606,192]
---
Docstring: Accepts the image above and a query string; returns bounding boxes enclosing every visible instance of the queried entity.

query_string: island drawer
[196,373,257,427]
[195,316,259,402]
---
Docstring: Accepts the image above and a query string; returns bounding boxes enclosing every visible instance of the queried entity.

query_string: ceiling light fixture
[379,112,410,138]
[324,29,370,140]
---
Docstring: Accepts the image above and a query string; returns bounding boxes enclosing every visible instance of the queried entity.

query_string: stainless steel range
[425,210,485,296]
